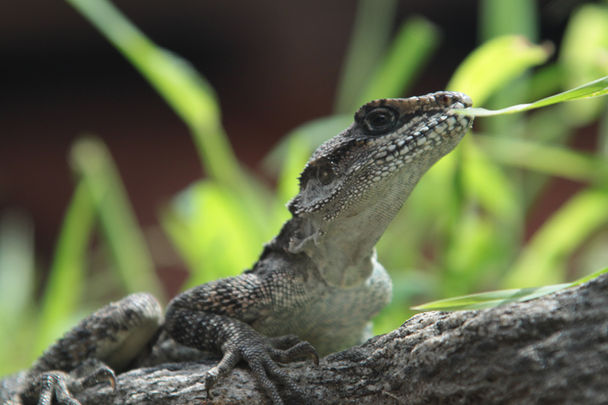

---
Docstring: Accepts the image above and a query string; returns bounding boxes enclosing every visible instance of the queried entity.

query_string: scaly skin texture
[3,91,473,405]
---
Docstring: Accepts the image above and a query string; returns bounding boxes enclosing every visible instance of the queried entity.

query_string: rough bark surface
[5,273,608,404]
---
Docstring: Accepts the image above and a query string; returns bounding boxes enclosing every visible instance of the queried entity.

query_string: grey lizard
[1,91,473,405]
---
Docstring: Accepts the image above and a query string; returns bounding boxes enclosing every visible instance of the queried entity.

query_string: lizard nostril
[460,93,473,107]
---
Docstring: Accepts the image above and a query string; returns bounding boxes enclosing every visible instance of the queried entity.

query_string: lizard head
[287,91,474,288]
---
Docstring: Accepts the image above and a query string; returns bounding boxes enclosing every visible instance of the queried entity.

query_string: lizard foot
[28,362,116,405]
[205,333,318,405]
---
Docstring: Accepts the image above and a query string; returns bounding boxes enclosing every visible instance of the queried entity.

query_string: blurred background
[2,0,608,375]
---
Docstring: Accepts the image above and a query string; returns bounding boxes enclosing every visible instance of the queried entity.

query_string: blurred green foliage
[2,0,608,376]
[414,267,608,311]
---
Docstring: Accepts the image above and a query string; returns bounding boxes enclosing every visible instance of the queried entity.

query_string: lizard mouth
[369,92,474,168]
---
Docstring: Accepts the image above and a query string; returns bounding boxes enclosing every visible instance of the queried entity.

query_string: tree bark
[5,273,608,404]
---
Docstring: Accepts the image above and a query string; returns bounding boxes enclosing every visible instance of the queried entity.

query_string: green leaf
[448,35,551,105]
[66,0,284,295]
[457,75,608,117]
[570,267,608,287]
[35,183,94,356]
[441,209,517,297]
[358,17,439,103]
[504,188,608,288]
[162,181,281,287]
[559,4,608,124]
[334,0,398,113]
[480,0,537,41]
[463,140,520,220]
[66,0,243,191]
[412,283,569,311]
[70,137,164,299]
[0,212,36,372]
[440,35,550,251]
[413,267,608,311]
[0,212,34,325]
[478,0,538,137]
[475,134,608,182]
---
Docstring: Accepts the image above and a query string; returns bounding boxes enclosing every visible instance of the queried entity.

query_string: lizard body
[2,91,473,404]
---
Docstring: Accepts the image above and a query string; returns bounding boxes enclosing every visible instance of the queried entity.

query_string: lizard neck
[262,216,378,287]
[287,160,429,288]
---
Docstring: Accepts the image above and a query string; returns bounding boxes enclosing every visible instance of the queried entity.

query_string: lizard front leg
[164,272,318,405]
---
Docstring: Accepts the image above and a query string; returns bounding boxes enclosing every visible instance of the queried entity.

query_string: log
[4,273,608,404]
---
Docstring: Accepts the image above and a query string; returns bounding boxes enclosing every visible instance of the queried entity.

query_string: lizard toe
[79,365,116,391]
[262,357,311,403]
[269,341,319,365]
[36,372,81,405]
[267,334,302,350]
[246,358,284,405]
[238,335,315,405]
[203,349,240,398]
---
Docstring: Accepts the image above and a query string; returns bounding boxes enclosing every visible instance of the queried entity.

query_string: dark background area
[0,1,589,277]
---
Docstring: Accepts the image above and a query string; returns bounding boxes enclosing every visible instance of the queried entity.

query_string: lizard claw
[203,332,317,405]
[36,371,81,405]
[203,350,239,399]
[27,362,118,405]
[268,338,319,366]
[80,365,117,391]
[203,369,218,399]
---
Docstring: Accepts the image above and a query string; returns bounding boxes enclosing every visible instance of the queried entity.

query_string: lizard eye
[363,107,398,134]
[316,162,334,185]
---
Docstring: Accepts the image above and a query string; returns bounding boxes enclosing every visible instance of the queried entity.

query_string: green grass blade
[475,135,608,182]
[0,212,34,326]
[71,137,164,299]
[559,4,608,125]
[601,109,608,157]
[504,188,608,288]
[413,267,608,311]
[448,35,550,104]
[358,17,439,103]
[444,35,550,233]
[478,0,538,136]
[162,180,280,287]
[34,183,95,356]
[67,0,281,292]
[334,0,397,113]
[66,0,243,190]
[0,212,36,373]
[479,0,537,40]
[412,283,570,311]
[462,141,520,220]
[527,64,564,103]
[458,75,608,117]
[569,267,608,287]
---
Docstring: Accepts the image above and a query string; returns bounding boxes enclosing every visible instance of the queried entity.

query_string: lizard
[1,91,473,405]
